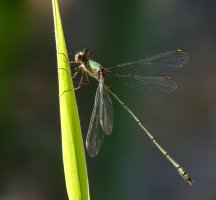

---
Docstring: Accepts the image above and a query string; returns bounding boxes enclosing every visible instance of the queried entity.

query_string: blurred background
[0,0,216,199]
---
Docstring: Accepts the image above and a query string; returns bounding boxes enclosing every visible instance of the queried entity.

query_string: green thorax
[86,59,102,75]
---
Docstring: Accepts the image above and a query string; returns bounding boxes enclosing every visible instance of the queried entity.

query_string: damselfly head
[75,48,90,63]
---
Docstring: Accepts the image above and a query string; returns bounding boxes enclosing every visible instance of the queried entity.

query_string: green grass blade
[52,0,90,199]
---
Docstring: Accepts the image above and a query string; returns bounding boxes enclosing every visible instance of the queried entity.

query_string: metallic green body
[86,59,101,75]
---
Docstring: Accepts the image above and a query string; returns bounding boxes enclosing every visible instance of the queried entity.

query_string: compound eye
[78,54,82,60]
[75,53,82,62]
[84,49,90,57]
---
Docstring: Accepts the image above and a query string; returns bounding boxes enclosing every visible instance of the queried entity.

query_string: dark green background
[0,0,215,199]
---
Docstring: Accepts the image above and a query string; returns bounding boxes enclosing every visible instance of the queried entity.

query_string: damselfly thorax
[72,49,107,89]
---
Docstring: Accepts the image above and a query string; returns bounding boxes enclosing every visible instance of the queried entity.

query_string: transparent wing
[107,50,189,75]
[99,79,113,135]
[106,50,189,92]
[86,84,104,157]
[112,75,178,93]
[86,79,113,157]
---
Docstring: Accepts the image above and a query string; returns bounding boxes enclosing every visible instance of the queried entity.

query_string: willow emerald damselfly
[59,48,194,185]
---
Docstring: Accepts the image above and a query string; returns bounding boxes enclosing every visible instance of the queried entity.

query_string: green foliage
[52,0,89,199]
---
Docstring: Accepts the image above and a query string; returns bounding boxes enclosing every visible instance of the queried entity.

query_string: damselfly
[64,48,193,185]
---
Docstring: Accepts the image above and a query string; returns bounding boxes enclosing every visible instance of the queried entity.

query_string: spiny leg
[57,52,77,65]
[57,53,90,96]
[59,68,90,94]
[57,51,78,79]
[58,67,72,77]
[59,89,73,97]
[74,69,89,90]
[57,50,83,91]
[72,66,82,79]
